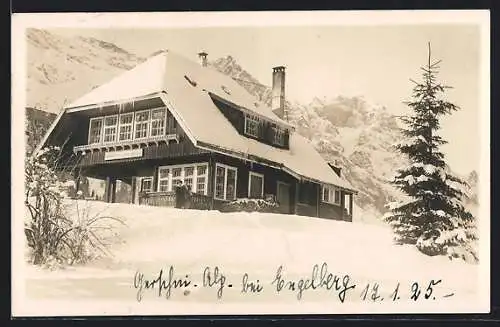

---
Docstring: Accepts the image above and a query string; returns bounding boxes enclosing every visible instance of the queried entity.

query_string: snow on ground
[23,200,482,313]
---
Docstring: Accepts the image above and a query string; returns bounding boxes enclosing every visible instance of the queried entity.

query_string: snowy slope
[25,29,476,225]
[24,200,481,313]
[26,28,145,112]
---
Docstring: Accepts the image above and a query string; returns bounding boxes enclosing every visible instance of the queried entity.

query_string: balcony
[138,191,216,210]
[73,134,179,155]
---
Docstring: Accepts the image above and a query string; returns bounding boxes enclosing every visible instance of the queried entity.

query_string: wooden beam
[316,183,320,218]
[104,177,111,203]
[340,190,346,221]
[349,193,353,222]
[209,154,215,210]
[131,177,136,204]
[293,181,299,215]
[111,179,117,203]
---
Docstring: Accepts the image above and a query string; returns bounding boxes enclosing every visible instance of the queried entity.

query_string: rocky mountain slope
[25,107,57,155]
[26,28,144,112]
[24,29,477,223]
[210,57,405,219]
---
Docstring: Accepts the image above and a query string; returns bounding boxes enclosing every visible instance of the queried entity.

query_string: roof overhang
[195,140,357,194]
[65,92,163,114]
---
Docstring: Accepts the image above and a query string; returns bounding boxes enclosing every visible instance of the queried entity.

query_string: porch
[137,190,220,210]
[74,152,354,221]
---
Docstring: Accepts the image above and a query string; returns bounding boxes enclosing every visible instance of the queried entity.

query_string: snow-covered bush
[220,198,279,213]
[25,146,123,267]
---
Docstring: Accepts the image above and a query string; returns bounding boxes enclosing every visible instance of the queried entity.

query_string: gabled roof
[45,50,356,192]
[67,50,291,128]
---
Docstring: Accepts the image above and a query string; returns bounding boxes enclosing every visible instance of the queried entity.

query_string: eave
[195,140,358,194]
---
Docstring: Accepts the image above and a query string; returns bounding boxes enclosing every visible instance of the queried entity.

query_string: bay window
[87,107,173,145]
[157,163,209,195]
[215,163,237,201]
[322,185,341,205]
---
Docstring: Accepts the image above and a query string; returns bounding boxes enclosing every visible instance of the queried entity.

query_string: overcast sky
[53,25,482,176]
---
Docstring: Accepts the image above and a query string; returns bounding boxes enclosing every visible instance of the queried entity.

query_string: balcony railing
[73,134,179,154]
[139,191,214,210]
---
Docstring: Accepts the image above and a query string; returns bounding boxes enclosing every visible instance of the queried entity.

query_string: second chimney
[271,66,286,120]
[198,51,208,67]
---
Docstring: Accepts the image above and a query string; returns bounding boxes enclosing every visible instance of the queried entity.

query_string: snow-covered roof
[60,50,355,192]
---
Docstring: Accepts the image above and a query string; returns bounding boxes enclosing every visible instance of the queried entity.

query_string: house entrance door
[276,181,291,214]
[133,176,153,204]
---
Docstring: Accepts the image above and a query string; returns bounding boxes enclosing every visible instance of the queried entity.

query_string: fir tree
[384,43,477,260]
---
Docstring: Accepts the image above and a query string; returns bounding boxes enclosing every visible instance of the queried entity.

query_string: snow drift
[24,200,483,313]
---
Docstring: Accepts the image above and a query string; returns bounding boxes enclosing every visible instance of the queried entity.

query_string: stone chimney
[271,66,286,120]
[198,51,208,67]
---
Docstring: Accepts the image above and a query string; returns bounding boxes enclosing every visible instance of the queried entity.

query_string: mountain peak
[149,49,168,57]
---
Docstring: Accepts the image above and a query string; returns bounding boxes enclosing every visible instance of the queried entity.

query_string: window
[215,166,225,199]
[172,167,183,188]
[103,115,118,143]
[244,114,260,138]
[88,118,103,144]
[118,113,134,141]
[150,108,166,137]
[184,167,194,191]
[88,107,172,145]
[196,165,208,195]
[157,167,171,192]
[215,163,237,201]
[134,110,150,139]
[140,177,153,193]
[322,186,341,205]
[272,125,286,146]
[248,172,264,198]
[156,163,209,195]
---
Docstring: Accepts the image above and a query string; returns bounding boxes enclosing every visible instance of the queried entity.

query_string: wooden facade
[64,100,353,222]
